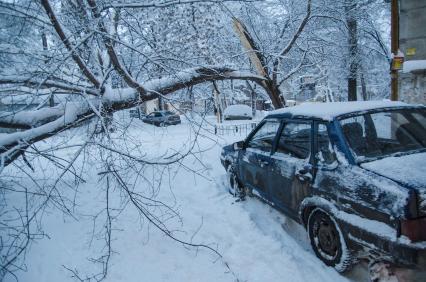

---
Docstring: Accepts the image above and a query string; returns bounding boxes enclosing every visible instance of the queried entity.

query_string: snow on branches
[0,66,264,168]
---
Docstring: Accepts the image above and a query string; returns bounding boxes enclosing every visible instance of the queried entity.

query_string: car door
[268,120,314,218]
[239,119,281,200]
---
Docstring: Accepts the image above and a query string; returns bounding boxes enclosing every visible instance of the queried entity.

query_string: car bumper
[224,115,252,120]
[341,219,426,270]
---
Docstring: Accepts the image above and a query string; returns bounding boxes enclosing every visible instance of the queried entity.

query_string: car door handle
[296,164,312,182]
[296,169,312,182]
[259,160,269,167]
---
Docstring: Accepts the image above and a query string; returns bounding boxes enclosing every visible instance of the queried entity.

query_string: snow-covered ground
[6,113,368,282]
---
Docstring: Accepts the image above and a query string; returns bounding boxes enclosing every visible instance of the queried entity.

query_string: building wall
[399,0,426,104]
[144,99,159,114]
[399,74,426,104]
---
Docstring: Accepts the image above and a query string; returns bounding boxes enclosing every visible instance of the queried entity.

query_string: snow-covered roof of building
[403,60,426,73]
[267,101,422,120]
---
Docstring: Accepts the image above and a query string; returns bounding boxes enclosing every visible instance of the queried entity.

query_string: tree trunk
[233,18,285,109]
[158,97,163,110]
[188,86,194,111]
[42,30,55,107]
[246,81,257,116]
[346,1,358,101]
[360,71,367,101]
[264,80,284,108]
[212,81,223,123]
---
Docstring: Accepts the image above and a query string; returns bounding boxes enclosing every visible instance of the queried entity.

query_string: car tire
[307,208,353,273]
[159,122,166,127]
[226,165,244,198]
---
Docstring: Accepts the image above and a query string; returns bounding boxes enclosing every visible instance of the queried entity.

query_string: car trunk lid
[361,152,426,216]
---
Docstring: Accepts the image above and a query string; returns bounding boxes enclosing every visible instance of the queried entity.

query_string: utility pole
[390,0,399,101]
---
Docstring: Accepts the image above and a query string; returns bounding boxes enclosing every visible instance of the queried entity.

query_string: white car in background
[285,99,297,107]
[224,104,253,120]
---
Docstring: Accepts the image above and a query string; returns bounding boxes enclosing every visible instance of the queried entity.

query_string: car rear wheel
[308,208,353,272]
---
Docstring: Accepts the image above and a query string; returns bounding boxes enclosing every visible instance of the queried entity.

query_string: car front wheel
[308,208,353,272]
[226,165,244,198]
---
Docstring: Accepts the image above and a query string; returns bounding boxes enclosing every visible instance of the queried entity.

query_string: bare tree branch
[103,0,260,10]
[86,0,146,95]
[0,76,99,96]
[272,0,312,84]
[40,0,101,88]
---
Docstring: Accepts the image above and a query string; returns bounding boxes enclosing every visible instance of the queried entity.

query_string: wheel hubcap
[315,216,338,257]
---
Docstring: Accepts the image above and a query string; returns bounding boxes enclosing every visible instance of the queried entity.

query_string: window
[276,122,311,159]
[412,113,426,129]
[340,109,426,160]
[247,120,280,152]
[370,110,426,152]
[148,112,162,118]
[340,115,369,155]
[316,123,336,165]
[371,112,409,139]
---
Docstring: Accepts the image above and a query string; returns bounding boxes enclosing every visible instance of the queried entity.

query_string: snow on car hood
[361,152,426,189]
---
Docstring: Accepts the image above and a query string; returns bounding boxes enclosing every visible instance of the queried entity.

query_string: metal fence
[214,122,258,137]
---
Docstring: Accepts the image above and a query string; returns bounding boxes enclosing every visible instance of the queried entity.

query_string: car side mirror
[298,163,312,175]
[234,141,244,150]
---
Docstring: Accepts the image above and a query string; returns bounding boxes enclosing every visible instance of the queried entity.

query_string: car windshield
[339,108,426,162]
[150,112,161,117]
[163,111,174,116]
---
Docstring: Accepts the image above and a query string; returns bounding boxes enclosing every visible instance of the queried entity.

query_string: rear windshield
[339,108,426,161]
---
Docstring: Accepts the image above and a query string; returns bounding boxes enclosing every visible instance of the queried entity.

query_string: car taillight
[401,217,426,242]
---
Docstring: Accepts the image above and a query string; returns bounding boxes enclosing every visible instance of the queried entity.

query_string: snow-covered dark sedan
[142,111,181,127]
[221,101,426,279]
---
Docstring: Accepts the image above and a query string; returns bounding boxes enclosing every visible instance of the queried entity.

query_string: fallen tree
[0,1,268,279]
[0,0,268,169]
[0,66,265,169]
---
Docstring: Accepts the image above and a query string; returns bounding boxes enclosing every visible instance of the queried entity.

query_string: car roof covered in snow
[265,101,424,121]
[225,104,251,110]
[224,104,252,115]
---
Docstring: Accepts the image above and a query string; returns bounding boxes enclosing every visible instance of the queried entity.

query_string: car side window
[246,120,280,152]
[276,122,311,159]
[316,123,336,165]
[340,115,368,154]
